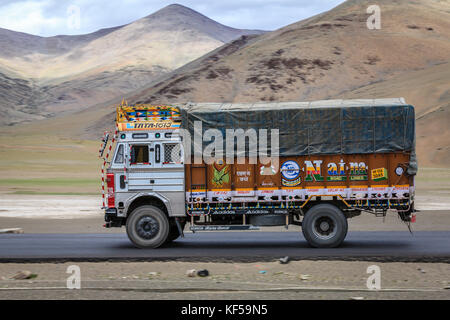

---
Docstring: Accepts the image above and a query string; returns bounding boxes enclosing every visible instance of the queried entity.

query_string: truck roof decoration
[116,101,181,131]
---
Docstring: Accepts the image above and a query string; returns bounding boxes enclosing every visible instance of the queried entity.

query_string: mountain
[0,25,121,59]
[338,61,450,167]
[128,0,450,166]
[0,4,265,126]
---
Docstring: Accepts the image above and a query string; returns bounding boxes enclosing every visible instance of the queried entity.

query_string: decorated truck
[99,98,417,248]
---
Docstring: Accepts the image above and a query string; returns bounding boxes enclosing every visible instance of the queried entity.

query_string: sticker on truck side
[371,168,388,181]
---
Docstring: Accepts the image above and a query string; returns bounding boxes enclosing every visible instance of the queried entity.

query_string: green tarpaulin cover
[177,98,417,175]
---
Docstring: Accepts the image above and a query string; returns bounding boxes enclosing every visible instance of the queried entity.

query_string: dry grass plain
[0,126,449,204]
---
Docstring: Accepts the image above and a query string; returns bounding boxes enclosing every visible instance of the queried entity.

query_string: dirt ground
[0,260,448,300]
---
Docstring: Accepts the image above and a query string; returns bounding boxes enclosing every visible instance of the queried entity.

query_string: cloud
[0,0,346,37]
[0,1,66,36]
[192,0,345,30]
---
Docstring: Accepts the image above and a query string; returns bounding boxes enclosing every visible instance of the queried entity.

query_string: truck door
[127,142,155,191]
[112,143,128,193]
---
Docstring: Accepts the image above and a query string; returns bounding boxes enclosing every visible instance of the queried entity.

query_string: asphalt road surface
[0,231,449,262]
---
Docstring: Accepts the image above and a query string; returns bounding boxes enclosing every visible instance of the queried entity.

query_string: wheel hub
[313,216,336,239]
[136,216,159,240]
[319,221,330,232]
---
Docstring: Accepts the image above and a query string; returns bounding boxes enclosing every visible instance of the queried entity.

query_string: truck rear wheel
[126,205,169,248]
[301,204,348,248]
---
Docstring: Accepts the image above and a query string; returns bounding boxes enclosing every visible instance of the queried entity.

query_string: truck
[99,98,417,248]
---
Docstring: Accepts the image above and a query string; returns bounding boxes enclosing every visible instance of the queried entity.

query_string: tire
[301,203,348,248]
[126,205,169,248]
[165,220,185,243]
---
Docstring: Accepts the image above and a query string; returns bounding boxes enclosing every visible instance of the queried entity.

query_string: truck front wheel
[126,205,169,248]
[301,204,348,248]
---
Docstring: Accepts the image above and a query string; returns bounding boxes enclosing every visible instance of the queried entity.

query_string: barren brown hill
[0,4,264,126]
[338,61,450,167]
[127,0,450,166]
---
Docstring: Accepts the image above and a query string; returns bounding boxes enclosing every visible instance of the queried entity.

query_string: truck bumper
[104,208,125,228]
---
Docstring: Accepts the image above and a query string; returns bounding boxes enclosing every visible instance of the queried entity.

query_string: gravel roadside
[0,260,448,300]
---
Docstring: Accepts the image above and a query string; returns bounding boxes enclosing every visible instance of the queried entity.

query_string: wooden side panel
[208,161,232,190]
[185,164,207,191]
[369,153,389,187]
[322,155,348,189]
[233,164,255,190]
[257,159,281,189]
[348,155,370,188]
[280,157,304,189]
[185,152,413,193]
[387,153,411,186]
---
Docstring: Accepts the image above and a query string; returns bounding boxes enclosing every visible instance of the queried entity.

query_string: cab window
[130,145,149,164]
[114,144,124,164]
[163,143,182,164]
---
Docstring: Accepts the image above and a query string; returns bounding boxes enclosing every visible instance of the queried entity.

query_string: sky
[0,0,346,37]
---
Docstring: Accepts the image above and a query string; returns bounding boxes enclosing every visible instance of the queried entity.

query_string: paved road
[0,231,449,262]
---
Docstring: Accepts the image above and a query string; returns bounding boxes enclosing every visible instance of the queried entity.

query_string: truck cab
[101,104,187,247]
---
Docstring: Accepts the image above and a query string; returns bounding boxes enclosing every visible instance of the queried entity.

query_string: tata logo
[126,123,134,129]
[281,160,300,180]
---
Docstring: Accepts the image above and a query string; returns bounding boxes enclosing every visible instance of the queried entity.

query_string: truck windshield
[130,145,149,164]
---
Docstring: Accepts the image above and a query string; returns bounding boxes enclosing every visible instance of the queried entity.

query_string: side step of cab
[189,225,260,231]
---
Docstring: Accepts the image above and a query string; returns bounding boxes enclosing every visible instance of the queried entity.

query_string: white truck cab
[100,104,186,248]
